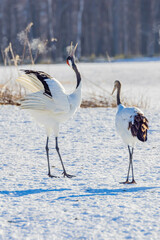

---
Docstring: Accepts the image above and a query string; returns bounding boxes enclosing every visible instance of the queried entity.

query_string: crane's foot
[120,179,137,184]
[128,179,137,184]
[62,171,76,178]
[48,173,59,178]
[119,179,130,184]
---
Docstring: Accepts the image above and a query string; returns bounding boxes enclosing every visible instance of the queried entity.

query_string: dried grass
[0,87,21,106]
[81,94,149,109]
[0,84,149,109]
[81,96,116,108]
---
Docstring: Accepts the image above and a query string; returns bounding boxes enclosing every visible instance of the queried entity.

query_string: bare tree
[123,0,128,57]
[76,0,84,59]
[1,0,160,62]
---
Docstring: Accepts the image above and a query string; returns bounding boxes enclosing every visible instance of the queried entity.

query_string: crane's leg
[127,146,132,181]
[55,137,75,178]
[46,137,58,178]
[120,145,131,184]
[130,147,136,184]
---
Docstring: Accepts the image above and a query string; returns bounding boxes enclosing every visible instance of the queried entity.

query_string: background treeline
[0,0,160,63]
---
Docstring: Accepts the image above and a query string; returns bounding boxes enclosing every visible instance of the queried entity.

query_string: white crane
[112,80,149,184]
[17,44,81,178]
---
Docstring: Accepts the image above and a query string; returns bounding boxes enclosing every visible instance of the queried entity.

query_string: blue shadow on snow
[54,186,159,201]
[0,187,159,199]
[0,188,71,197]
[85,186,159,195]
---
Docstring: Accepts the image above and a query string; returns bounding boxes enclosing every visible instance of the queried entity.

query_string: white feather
[17,72,81,136]
[115,104,144,146]
[17,74,44,92]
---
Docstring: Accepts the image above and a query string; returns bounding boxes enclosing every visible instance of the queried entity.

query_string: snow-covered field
[0,61,160,239]
[1,60,160,109]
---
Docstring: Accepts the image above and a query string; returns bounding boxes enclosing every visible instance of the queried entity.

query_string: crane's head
[66,42,78,67]
[66,56,74,67]
[112,80,121,95]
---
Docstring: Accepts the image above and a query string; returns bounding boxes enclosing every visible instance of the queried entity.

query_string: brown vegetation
[0,86,21,106]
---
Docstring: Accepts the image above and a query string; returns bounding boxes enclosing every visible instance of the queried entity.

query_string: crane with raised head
[17,43,81,178]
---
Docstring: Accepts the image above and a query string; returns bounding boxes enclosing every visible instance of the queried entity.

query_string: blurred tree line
[0,0,160,63]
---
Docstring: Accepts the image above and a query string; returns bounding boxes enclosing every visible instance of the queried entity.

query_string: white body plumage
[115,104,144,147]
[18,75,81,137]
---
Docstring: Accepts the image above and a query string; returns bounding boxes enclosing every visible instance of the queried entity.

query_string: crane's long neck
[68,62,81,113]
[116,84,121,105]
[72,63,81,88]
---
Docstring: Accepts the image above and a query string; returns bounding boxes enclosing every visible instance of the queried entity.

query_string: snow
[0,105,159,240]
[0,61,160,239]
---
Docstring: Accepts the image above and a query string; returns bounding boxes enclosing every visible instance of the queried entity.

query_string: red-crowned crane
[112,80,149,184]
[17,44,81,178]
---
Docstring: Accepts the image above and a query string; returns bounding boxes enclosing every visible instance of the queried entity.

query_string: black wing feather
[21,70,52,97]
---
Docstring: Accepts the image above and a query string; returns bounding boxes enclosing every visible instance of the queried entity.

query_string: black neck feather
[72,63,81,88]
[117,84,121,105]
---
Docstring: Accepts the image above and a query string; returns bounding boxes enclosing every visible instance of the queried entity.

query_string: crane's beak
[111,85,116,95]
[73,43,78,55]
[69,42,78,57]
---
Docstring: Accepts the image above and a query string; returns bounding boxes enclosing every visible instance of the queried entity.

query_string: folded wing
[128,112,149,142]
[117,107,149,142]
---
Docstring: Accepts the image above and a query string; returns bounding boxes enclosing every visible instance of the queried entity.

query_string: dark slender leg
[120,146,136,184]
[126,146,132,181]
[55,137,75,178]
[46,137,57,178]
[130,147,136,184]
[120,145,131,184]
